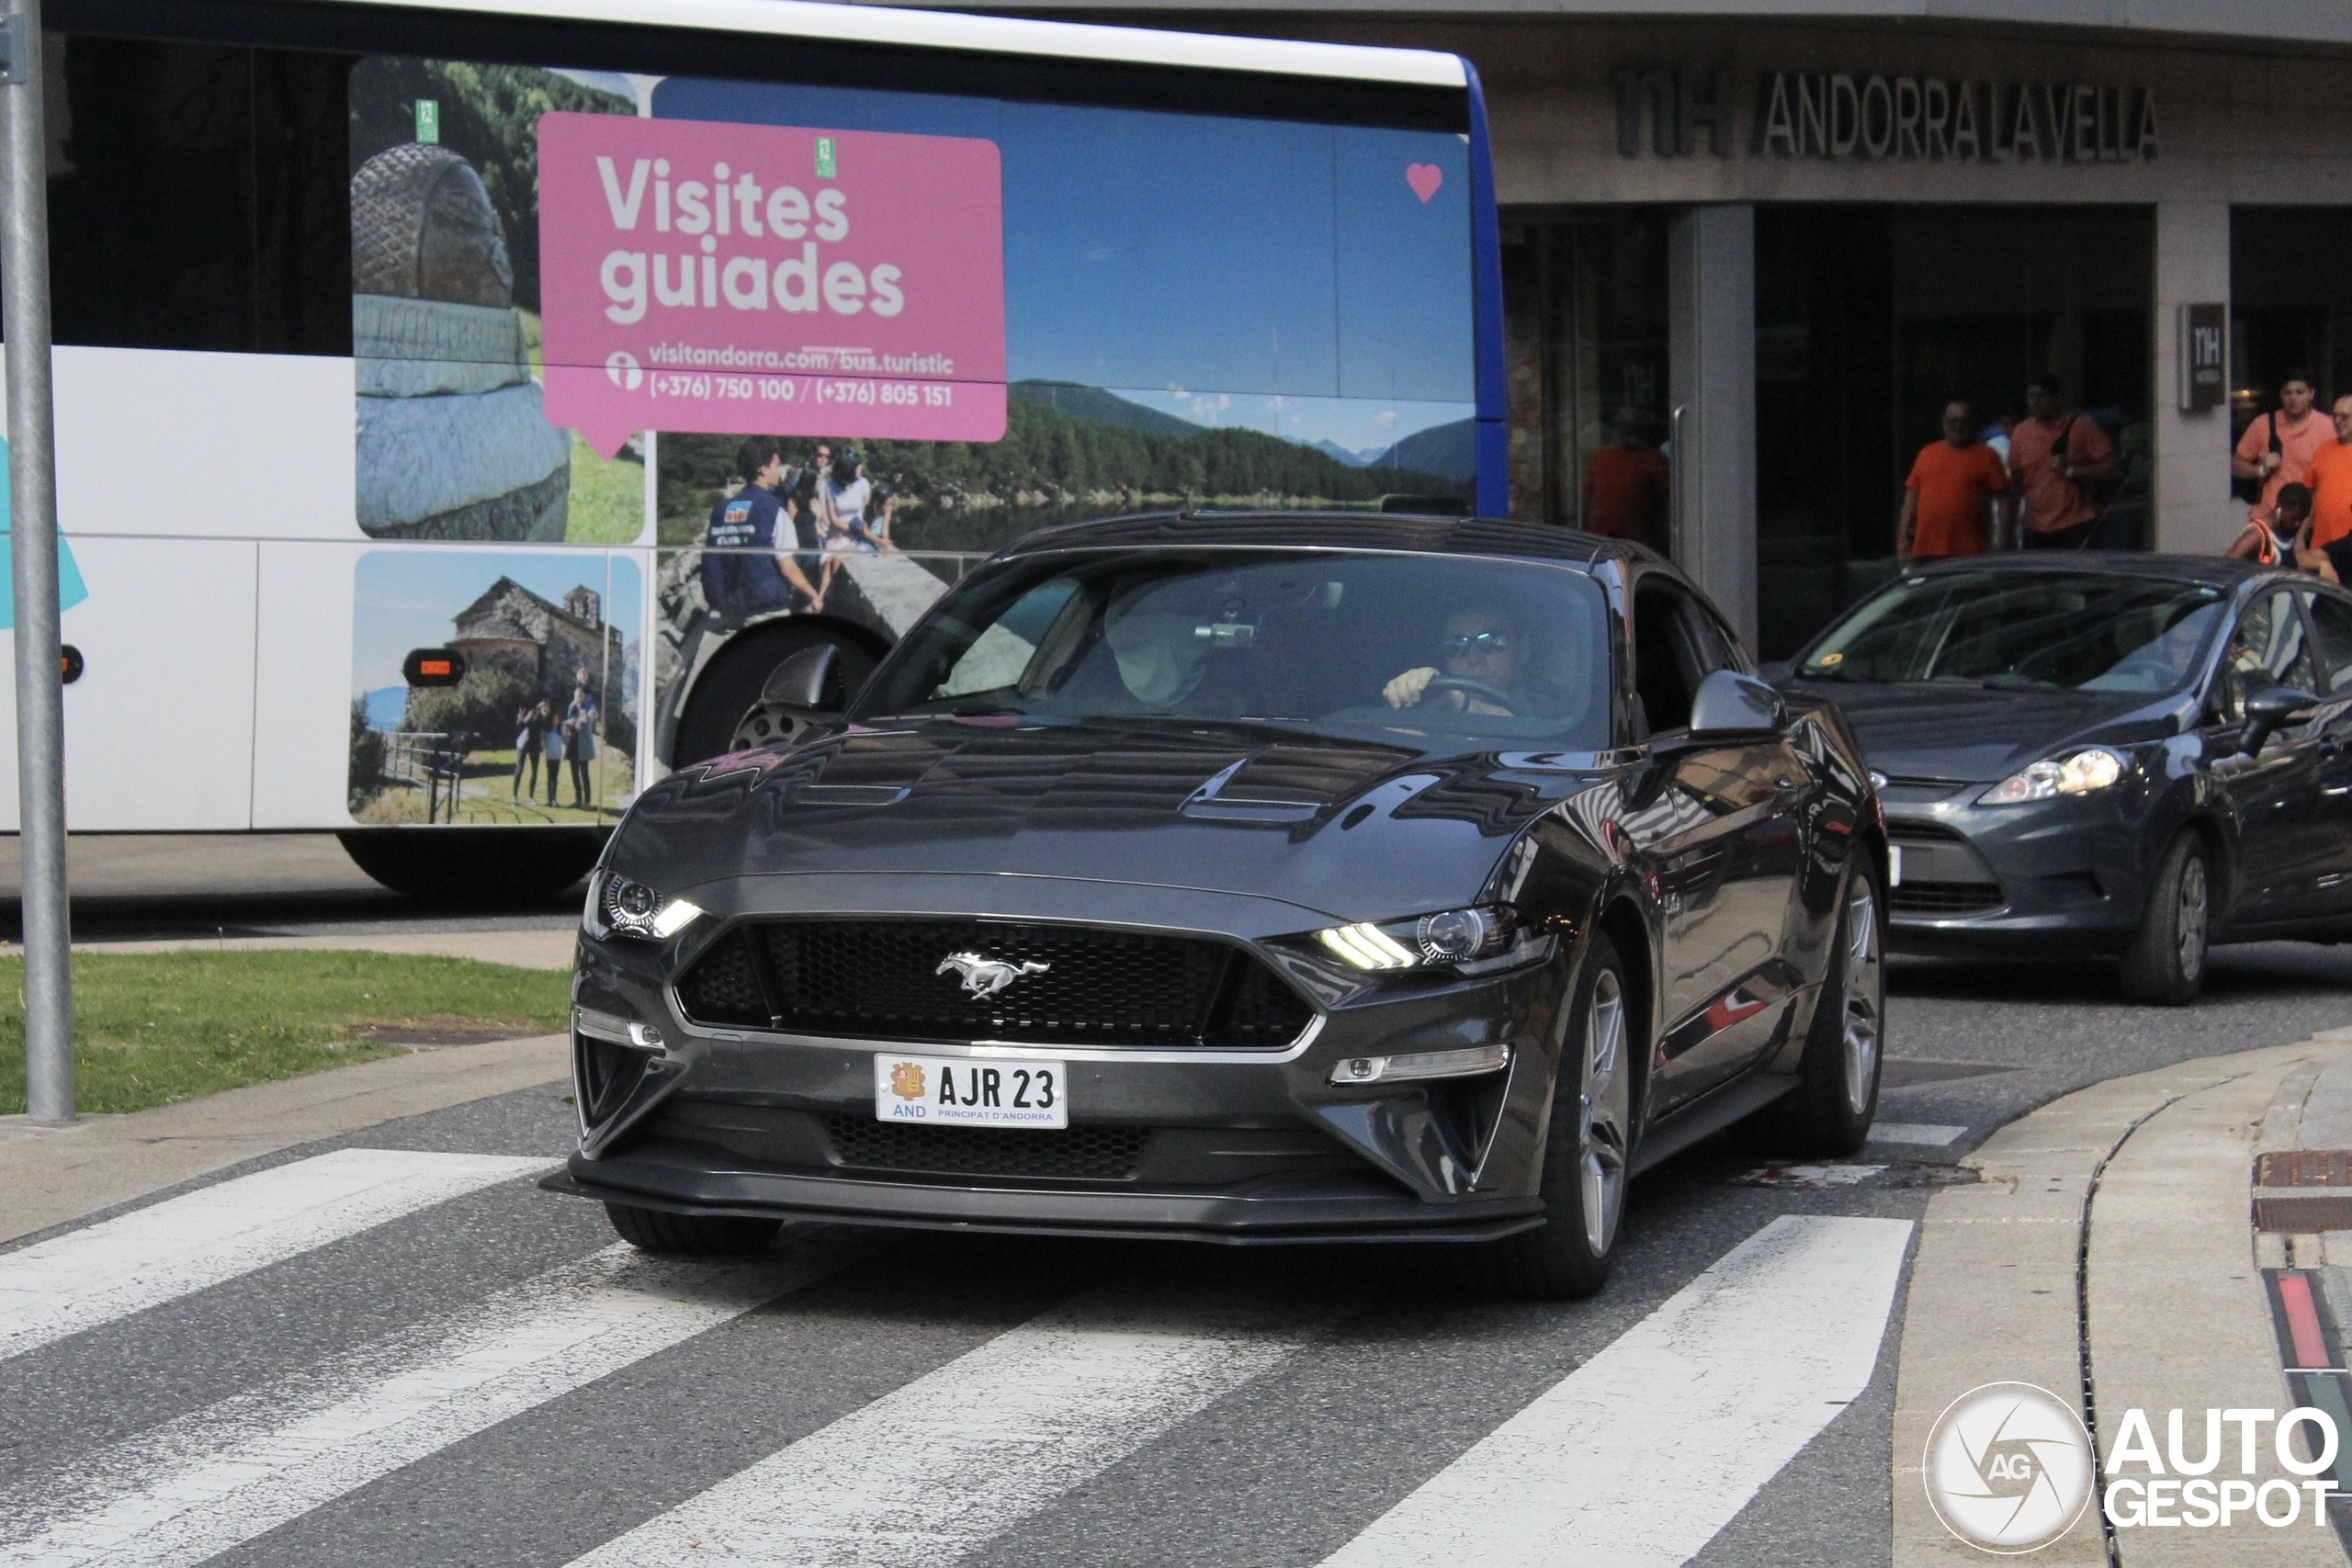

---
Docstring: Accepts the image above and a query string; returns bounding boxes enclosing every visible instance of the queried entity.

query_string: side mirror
[2240,685,2320,755]
[1689,668,1787,739]
[761,644,843,713]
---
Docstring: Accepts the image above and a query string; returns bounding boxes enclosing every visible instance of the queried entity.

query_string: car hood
[611,718,1599,925]
[1783,681,2168,784]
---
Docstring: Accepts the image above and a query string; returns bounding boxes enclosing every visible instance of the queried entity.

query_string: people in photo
[2009,375,2119,550]
[512,699,549,800]
[703,437,825,620]
[566,681,599,807]
[2228,481,2318,570]
[1898,400,2011,561]
[2233,370,2331,530]
[1384,608,1532,716]
[543,705,565,807]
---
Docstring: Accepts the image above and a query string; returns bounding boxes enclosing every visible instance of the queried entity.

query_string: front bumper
[560,875,1569,1244]
[1883,786,2151,955]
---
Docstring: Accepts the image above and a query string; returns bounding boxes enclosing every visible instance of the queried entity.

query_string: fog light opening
[1329,1043,1511,1085]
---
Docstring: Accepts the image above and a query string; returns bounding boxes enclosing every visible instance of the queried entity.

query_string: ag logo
[1925,1382,2095,1553]
[887,1062,925,1100]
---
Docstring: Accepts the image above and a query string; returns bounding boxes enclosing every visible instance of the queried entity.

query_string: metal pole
[3,2,73,1123]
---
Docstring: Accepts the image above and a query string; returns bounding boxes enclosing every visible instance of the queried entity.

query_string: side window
[2307,592,2352,694]
[1630,580,1708,736]
[2216,590,2318,723]
[48,36,352,355]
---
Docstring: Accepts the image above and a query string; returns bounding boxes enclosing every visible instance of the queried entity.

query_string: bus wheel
[673,624,878,767]
[337,828,603,906]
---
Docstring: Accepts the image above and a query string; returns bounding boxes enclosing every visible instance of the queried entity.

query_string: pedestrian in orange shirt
[1897,400,2011,561]
[2008,375,2119,549]
[2232,370,2331,526]
[2305,396,2352,582]
[1581,408,1669,549]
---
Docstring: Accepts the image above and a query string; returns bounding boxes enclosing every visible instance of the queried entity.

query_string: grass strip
[0,950,571,1115]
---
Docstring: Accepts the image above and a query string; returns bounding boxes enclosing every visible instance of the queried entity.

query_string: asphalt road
[1,836,2348,1564]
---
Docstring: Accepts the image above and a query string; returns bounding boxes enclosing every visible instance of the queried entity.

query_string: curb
[0,1032,570,1246]
[1892,1031,2352,1566]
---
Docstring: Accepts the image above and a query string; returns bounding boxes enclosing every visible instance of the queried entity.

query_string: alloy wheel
[2176,852,2210,983]
[1841,886,1883,1118]
[1578,969,1631,1257]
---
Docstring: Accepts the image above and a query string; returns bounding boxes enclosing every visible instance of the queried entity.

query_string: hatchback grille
[1891,881,2007,917]
[821,1116,1150,1180]
[673,919,1314,1048]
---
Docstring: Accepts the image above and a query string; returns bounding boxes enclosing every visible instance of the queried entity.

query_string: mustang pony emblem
[936,952,1051,998]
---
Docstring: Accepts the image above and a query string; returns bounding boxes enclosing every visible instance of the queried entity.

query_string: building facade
[999,4,2352,657]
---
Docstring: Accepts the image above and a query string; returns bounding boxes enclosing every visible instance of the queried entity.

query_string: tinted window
[2308,592,2352,693]
[1800,570,2229,694]
[2214,589,2318,723]
[1631,580,1716,735]
[48,36,352,355]
[858,549,1612,750]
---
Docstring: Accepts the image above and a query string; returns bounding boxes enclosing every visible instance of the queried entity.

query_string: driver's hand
[1385,666,1439,708]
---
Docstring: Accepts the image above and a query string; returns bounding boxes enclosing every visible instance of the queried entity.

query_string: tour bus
[4,0,1506,899]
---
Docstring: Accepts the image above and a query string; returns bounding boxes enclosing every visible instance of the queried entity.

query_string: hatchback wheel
[2118,832,2210,1007]
[1468,933,1633,1301]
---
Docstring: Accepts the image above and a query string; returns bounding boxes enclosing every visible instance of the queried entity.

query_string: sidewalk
[1894,1028,2352,1565]
[0,1032,569,1247]
[72,928,576,969]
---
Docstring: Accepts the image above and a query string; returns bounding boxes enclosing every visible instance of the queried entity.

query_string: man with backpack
[2232,370,2331,531]
[2009,374,2119,550]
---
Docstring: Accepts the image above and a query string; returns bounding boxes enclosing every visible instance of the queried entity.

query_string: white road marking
[1868,1122,1968,1147]
[566,1285,1321,1568]
[0,1148,552,1362]
[1319,1214,1914,1568]
[0,1239,858,1568]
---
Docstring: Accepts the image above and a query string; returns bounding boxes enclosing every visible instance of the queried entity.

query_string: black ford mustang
[1780,555,2352,1004]
[556,514,1886,1298]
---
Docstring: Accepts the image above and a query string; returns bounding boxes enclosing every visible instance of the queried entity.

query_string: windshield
[1797,570,2230,694]
[854,548,1613,749]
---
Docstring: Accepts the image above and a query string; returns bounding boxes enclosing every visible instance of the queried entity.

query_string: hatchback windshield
[1798,570,2230,694]
[854,548,1613,748]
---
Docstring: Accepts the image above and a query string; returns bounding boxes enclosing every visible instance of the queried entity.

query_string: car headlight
[1313,904,1544,976]
[585,871,705,941]
[1980,747,2128,806]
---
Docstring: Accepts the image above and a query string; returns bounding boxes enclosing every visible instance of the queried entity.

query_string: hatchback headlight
[585,871,704,941]
[1980,747,2127,806]
[1313,904,1543,976]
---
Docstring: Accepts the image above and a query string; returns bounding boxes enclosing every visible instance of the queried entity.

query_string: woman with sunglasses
[1383,608,1529,716]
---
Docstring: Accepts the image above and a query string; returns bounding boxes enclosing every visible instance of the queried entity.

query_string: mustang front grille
[673,919,1315,1048]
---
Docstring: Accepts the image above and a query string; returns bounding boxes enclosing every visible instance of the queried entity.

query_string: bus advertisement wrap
[537,114,1008,456]
[0,13,1495,868]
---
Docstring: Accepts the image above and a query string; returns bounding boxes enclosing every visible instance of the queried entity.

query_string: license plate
[1888,844,1904,887]
[873,1054,1069,1129]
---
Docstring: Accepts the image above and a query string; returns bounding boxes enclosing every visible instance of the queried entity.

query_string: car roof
[991,510,1657,568]
[1898,552,2275,588]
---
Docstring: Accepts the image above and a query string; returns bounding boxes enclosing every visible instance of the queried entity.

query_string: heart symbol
[1406,164,1442,203]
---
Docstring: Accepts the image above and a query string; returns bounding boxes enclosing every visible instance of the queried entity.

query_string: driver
[1385,608,1529,716]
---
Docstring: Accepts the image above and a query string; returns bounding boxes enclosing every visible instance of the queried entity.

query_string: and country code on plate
[874,1055,1069,1129]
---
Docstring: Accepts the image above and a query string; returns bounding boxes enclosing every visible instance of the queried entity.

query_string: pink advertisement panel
[537,113,1006,457]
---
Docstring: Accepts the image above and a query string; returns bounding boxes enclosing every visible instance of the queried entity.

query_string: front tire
[1471,933,1634,1301]
[2118,831,2211,1006]
[604,1202,782,1256]
[1761,860,1886,1157]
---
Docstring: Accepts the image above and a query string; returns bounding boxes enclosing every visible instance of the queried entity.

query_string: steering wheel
[1422,676,1526,716]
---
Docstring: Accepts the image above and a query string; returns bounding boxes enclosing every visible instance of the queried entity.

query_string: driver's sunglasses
[1444,630,1514,653]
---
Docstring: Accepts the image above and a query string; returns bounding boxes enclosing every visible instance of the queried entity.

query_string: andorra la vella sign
[1613,66,2159,164]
